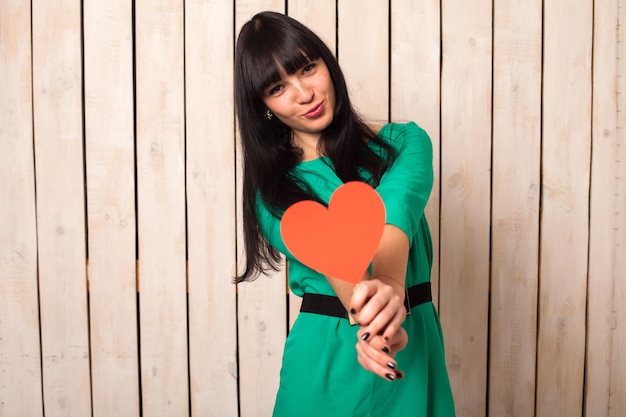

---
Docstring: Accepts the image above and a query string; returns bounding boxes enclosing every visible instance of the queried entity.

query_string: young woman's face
[262,58,336,144]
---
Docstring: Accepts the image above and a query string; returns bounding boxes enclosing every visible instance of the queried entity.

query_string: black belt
[300,282,432,322]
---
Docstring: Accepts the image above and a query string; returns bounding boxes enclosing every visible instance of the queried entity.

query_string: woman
[234,11,455,417]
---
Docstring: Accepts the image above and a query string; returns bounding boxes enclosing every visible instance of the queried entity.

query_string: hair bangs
[241,29,322,96]
[271,38,322,79]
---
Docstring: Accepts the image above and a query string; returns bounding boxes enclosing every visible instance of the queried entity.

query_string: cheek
[269,104,295,125]
[265,97,292,117]
[326,84,336,106]
[323,76,335,98]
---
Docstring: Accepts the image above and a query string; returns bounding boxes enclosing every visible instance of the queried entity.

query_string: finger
[355,341,398,381]
[353,283,400,328]
[356,305,394,341]
[380,307,407,344]
[349,281,377,314]
[368,334,395,357]
[355,337,401,381]
[388,327,409,355]
[358,294,404,340]
[354,294,389,329]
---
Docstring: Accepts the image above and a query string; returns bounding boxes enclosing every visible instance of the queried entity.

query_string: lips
[304,102,324,118]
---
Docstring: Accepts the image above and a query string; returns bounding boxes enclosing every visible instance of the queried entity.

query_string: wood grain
[490,1,542,416]
[135,0,188,415]
[84,0,140,415]
[32,0,92,415]
[0,0,43,415]
[536,0,593,416]
[338,0,389,122]
[586,0,620,415]
[439,0,493,415]
[609,1,626,414]
[186,1,238,415]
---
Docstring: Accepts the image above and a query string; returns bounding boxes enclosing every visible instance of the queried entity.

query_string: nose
[294,80,314,104]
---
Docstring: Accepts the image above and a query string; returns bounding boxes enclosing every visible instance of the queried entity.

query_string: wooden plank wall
[84,1,139,416]
[0,1,624,417]
[0,1,43,416]
[490,1,541,416]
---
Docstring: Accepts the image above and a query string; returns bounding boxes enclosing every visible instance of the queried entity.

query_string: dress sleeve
[375,122,433,245]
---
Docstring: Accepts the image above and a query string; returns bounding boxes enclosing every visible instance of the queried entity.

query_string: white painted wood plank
[135,0,188,415]
[536,1,593,416]
[286,0,335,330]
[490,1,542,416]
[237,267,287,417]
[83,0,140,416]
[0,1,43,415]
[235,2,288,416]
[610,178,626,417]
[390,0,441,307]
[337,0,389,122]
[585,1,619,415]
[609,2,626,414]
[185,1,238,416]
[288,0,336,52]
[32,1,92,416]
[236,0,284,34]
[439,0,492,415]
[610,248,626,417]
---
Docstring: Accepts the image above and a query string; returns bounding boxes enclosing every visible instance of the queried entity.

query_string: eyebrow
[259,53,315,94]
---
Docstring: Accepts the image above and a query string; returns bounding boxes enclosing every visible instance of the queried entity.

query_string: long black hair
[234,11,396,282]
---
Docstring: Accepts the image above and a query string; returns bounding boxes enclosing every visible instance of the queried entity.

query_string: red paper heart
[280,181,386,284]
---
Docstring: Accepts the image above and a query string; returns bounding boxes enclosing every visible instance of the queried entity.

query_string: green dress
[256,122,455,417]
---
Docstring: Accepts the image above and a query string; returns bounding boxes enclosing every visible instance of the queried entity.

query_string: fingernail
[396,371,404,380]
[381,346,390,354]
[384,336,390,343]
[361,332,370,341]
[386,373,396,381]
[387,361,396,370]
[350,308,356,315]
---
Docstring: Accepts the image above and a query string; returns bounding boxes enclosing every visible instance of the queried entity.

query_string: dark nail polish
[361,332,370,341]
[384,336,390,343]
[350,308,356,315]
[387,361,396,370]
[396,371,404,380]
[381,346,390,354]
[386,373,396,381]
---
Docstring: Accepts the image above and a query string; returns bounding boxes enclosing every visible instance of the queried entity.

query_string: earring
[264,109,274,121]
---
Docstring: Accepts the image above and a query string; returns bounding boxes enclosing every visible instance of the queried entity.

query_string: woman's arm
[325,224,410,381]
[353,224,409,339]
[327,123,434,380]
[326,224,408,336]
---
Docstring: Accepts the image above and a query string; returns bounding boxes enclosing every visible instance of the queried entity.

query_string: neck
[292,131,322,162]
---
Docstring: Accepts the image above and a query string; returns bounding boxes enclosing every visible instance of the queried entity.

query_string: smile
[303,103,324,118]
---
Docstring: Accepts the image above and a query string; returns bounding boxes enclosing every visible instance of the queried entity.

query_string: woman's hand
[349,278,409,381]
[349,278,406,344]
[355,327,408,381]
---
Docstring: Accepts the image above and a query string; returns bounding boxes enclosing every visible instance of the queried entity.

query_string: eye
[302,62,317,74]
[267,84,284,96]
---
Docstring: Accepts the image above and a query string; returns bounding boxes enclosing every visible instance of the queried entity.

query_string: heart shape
[280,181,386,284]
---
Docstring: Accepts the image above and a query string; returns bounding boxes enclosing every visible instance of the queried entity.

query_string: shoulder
[378,121,423,136]
[377,121,430,148]
[367,121,425,138]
